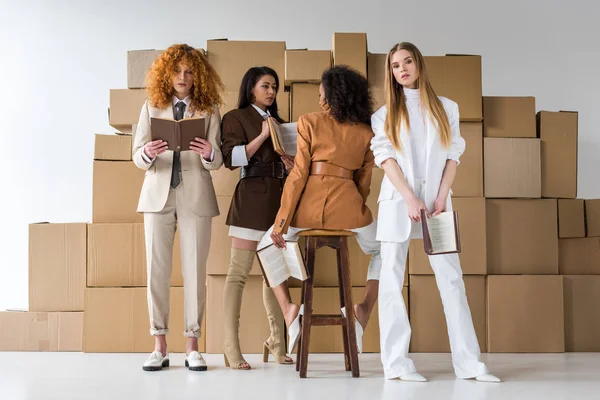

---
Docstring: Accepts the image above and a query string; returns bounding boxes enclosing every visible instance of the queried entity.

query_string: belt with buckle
[241,162,286,180]
[310,162,353,179]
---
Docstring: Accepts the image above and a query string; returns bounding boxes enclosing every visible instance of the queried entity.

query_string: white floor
[0,352,598,400]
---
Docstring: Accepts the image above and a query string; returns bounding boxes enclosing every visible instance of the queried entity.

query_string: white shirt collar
[173,95,191,107]
[251,104,271,119]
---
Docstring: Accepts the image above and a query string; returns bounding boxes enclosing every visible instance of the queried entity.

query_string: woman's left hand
[432,195,447,216]
[190,137,213,161]
[281,155,295,172]
[270,231,287,249]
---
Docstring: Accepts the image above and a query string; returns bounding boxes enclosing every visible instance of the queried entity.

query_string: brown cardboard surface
[285,50,331,84]
[87,223,184,287]
[291,83,320,122]
[585,200,600,237]
[332,33,367,77]
[487,275,564,353]
[558,238,600,275]
[537,111,578,199]
[409,198,486,275]
[127,49,163,89]
[205,276,271,354]
[109,89,147,132]
[558,199,585,238]
[483,97,536,138]
[424,55,482,121]
[94,134,132,161]
[207,40,286,92]
[0,311,83,351]
[367,53,386,110]
[484,138,541,198]
[83,287,201,353]
[486,199,558,274]
[563,275,600,351]
[92,161,144,223]
[206,196,262,275]
[453,122,483,197]
[29,223,87,312]
[409,275,486,352]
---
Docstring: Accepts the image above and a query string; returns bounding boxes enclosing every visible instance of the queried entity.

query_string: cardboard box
[206,196,262,275]
[205,276,271,354]
[559,238,600,275]
[409,275,486,352]
[487,275,564,353]
[83,287,202,352]
[453,122,483,197]
[210,167,240,197]
[207,40,286,92]
[563,275,600,351]
[483,97,536,138]
[289,286,407,353]
[409,198,486,275]
[424,55,482,121]
[486,200,558,274]
[558,199,585,238]
[537,111,578,198]
[332,33,367,77]
[291,83,320,122]
[278,90,290,122]
[87,223,184,287]
[109,89,147,133]
[484,138,541,198]
[127,49,163,89]
[367,53,386,110]
[92,161,144,223]
[285,50,331,84]
[585,200,600,237]
[94,134,132,161]
[29,223,87,312]
[0,311,83,351]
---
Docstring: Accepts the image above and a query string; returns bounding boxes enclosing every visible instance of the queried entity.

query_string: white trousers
[379,240,488,379]
[258,220,382,281]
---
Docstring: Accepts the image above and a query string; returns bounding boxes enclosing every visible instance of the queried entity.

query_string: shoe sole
[142,359,169,371]
[185,360,207,371]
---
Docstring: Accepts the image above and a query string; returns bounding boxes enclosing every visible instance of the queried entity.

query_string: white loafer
[340,307,363,353]
[185,351,207,371]
[287,305,304,354]
[400,372,428,382]
[475,373,501,383]
[142,351,169,371]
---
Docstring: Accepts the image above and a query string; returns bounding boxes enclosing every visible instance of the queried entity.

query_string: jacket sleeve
[201,107,223,171]
[132,100,154,170]
[353,146,374,204]
[370,107,397,168]
[221,112,248,170]
[273,116,312,234]
[447,102,465,165]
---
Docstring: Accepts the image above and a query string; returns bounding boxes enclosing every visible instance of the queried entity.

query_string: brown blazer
[221,106,285,231]
[274,111,374,234]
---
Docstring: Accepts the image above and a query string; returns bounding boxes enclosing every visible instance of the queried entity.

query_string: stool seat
[297,229,356,237]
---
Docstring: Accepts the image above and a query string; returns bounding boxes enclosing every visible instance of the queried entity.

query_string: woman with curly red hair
[132,43,223,372]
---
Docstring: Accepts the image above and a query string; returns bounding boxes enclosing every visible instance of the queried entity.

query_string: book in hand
[420,209,462,255]
[150,117,205,151]
[267,118,298,156]
[257,241,308,287]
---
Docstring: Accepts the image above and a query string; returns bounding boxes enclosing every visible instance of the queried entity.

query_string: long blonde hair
[384,42,451,151]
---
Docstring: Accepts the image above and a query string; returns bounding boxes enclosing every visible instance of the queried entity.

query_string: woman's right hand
[144,140,168,159]
[406,195,429,223]
[260,119,271,139]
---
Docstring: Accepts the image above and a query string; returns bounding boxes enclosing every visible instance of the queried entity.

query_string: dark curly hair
[321,65,373,125]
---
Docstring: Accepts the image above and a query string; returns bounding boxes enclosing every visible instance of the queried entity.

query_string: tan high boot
[261,279,293,364]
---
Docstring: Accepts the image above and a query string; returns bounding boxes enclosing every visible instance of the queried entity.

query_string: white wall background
[0,0,598,310]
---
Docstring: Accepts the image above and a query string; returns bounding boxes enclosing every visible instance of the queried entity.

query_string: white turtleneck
[403,87,427,180]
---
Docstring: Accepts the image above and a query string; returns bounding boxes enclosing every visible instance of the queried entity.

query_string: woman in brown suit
[258,65,382,354]
[220,67,294,369]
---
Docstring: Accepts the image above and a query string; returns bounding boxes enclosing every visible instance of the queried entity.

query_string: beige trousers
[144,185,211,338]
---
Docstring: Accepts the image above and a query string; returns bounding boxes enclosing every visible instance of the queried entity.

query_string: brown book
[267,118,298,156]
[420,210,462,255]
[150,117,205,151]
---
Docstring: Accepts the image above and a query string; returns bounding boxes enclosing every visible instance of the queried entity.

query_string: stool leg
[299,237,316,378]
[340,238,360,378]
[337,247,351,372]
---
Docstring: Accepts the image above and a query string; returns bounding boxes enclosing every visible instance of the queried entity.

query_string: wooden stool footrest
[311,315,347,326]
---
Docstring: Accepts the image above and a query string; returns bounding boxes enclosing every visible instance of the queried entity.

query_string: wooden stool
[295,229,360,378]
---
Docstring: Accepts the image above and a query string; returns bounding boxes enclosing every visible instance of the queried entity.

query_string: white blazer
[370,97,465,243]
[132,100,223,217]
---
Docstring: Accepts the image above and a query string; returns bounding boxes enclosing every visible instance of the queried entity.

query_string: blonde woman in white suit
[371,42,499,383]
[132,44,224,372]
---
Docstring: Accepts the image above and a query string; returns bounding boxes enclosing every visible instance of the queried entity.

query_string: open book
[257,241,308,287]
[150,117,205,151]
[420,210,462,255]
[267,119,298,156]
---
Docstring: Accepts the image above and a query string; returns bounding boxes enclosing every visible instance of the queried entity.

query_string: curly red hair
[146,44,223,113]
